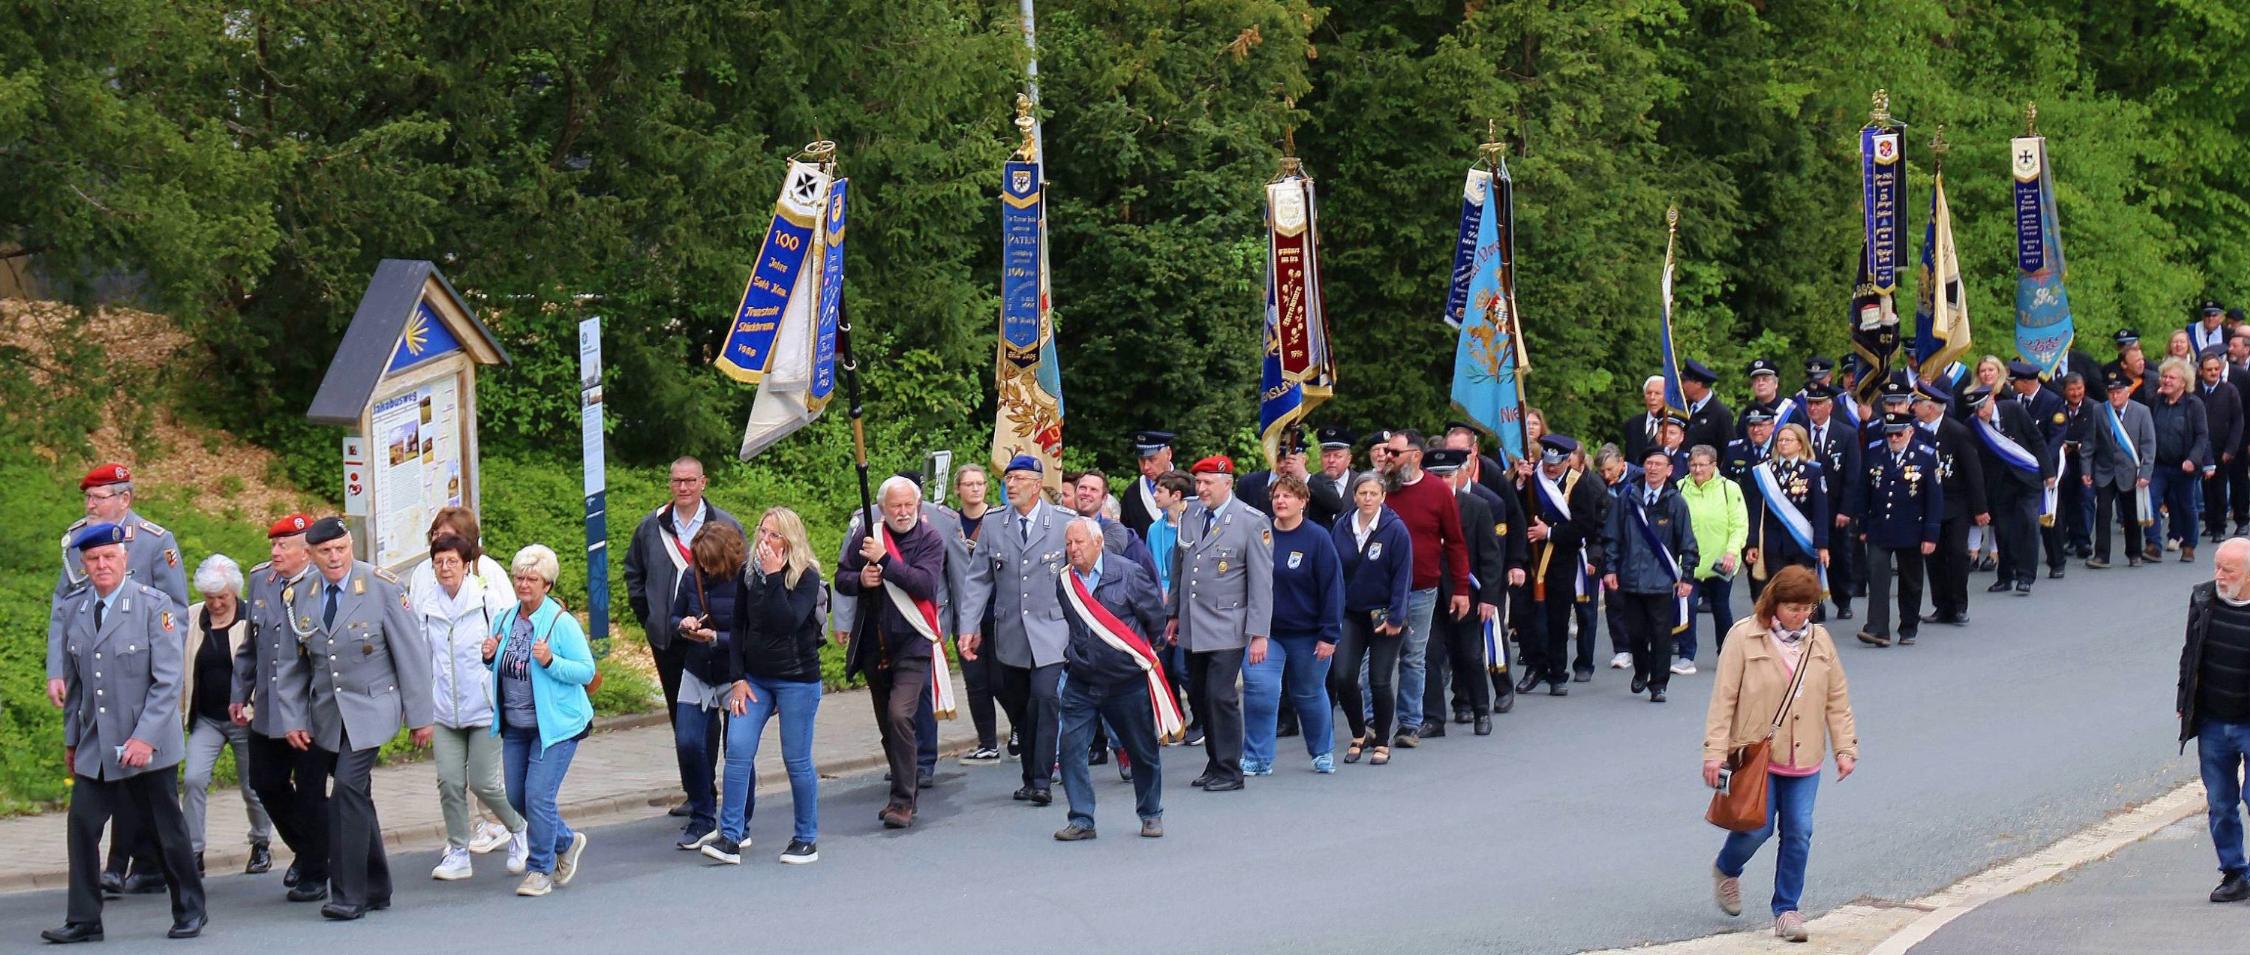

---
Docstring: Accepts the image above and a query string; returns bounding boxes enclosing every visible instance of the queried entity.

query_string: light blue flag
[1451,173,1526,462]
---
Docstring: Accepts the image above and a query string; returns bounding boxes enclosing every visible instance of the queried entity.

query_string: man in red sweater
[1378,430,1471,746]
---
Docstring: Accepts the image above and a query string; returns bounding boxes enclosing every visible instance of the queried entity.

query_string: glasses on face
[83,490,122,503]
[669,477,702,487]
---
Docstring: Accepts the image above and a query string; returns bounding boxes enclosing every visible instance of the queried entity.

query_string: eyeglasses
[83,490,123,503]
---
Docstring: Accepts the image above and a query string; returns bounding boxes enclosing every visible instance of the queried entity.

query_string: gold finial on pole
[2024,101,2039,136]
[1930,123,1949,172]
[1869,89,1892,127]
[1479,119,1505,166]
[1666,204,1680,232]
[1012,93,1037,162]
[798,139,837,168]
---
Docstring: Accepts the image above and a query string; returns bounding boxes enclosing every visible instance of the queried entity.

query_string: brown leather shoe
[879,806,914,829]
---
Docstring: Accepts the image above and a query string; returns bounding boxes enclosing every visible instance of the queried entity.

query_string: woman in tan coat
[1701,565,1858,943]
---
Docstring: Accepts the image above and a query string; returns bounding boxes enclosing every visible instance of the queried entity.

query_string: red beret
[268,513,313,539]
[79,463,131,490]
[1190,455,1235,476]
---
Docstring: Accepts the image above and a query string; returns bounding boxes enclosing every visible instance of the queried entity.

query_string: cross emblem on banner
[790,171,820,204]
[2018,149,2034,165]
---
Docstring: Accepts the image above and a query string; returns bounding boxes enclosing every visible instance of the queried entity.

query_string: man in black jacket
[1052,518,1170,841]
[1423,448,1511,736]
[1621,375,1669,464]
[836,477,949,830]
[2198,352,2243,544]
[2176,538,2250,903]
[1965,386,2052,595]
[2011,361,2072,577]
[1518,435,1606,696]
[623,457,743,818]
[1804,385,1861,618]
[1680,360,1733,455]
[1911,384,1986,626]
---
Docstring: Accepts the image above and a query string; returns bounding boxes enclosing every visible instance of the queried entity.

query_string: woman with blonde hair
[704,506,828,865]
[1967,361,2006,571]
[1742,424,1830,605]
[1702,565,1858,943]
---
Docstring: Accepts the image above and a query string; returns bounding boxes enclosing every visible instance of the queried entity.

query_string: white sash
[1060,568,1186,743]
[1137,477,1161,526]
[874,522,955,718]
[1535,469,1573,522]
[653,506,691,574]
[1750,463,1817,554]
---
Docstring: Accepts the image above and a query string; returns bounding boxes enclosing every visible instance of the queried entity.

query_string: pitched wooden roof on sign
[306,259,510,426]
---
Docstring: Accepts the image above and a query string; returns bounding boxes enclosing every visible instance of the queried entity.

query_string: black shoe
[1834,606,1855,620]
[1087,747,1108,765]
[39,923,102,944]
[283,860,302,887]
[98,871,124,897]
[1572,665,1594,683]
[287,881,329,903]
[1182,726,1205,747]
[1493,692,1515,714]
[1631,675,1648,694]
[1473,716,1492,736]
[246,841,273,875]
[1649,689,1667,703]
[195,852,205,876]
[1452,706,1473,725]
[1976,555,1997,572]
[1201,778,1244,792]
[1515,672,1543,694]
[1006,729,1022,758]
[1012,785,1039,801]
[1028,788,1053,805]
[1986,579,2013,593]
[2214,872,2250,903]
[1548,682,1568,697]
[320,902,368,921]
[167,913,207,939]
[121,872,165,894]
[2015,582,2033,594]
[1189,774,1213,789]
[2049,567,2066,579]
[1392,729,1420,748]
[1277,721,1300,739]
[668,801,692,818]
[1419,722,1446,739]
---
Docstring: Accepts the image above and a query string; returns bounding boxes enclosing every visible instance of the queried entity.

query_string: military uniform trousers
[67,766,204,927]
[1990,484,2042,586]
[323,727,393,908]
[246,730,330,884]
[1426,608,1492,719]
[1186,649,1245,785]
[995,661,1062,790]
[1863,543,1926,640]
[1525,549,1585,684]
[1922,516,1972,617]
[1828,517,1858,614]
[2092,483,2144,563]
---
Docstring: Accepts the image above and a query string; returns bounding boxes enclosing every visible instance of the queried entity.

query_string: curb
[0,708,974,895]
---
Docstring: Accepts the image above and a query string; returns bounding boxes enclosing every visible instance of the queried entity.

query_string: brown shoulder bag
[1705,642,1812,832]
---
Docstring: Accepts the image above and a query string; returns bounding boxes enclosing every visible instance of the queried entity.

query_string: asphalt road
[0,554,2208,953]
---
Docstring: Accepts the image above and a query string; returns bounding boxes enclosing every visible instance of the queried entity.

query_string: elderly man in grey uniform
[46,462,189,898]
[43,522,206,944]
[232,513,330,899]
[832,470,991,787]
[1166,455,1274,792]
[296,517,432,921]
[964,455,1073,804]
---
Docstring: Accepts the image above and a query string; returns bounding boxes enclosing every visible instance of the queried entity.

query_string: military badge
[1217,560,1229,574]
[1260,528,1272,546]
[1495,523,1507,537]
[160,611,174,632]
[363,643,375,656]
[352,577,365,595]
[2053,412,2066,424]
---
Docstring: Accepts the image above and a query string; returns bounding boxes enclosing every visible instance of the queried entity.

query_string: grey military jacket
[829,503,992,643]
[58,583,187,780]
[1167,496,1275,653]
[48,509,189,680]
[980,500,1073,668]
[299,561,434,753]
[232,561,314,738]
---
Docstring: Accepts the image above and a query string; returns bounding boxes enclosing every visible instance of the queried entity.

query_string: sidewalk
[0,680,980,893]
[1906,817,2242,955]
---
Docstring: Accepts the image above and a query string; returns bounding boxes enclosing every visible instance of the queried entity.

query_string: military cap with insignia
[1662,410,1691,428]
[304,515,349,545]
[1802,383,1838,403]
[2113,328,2141,349]
[1746,357,1779,379]
[2104,367,2134,391]
[1963,385,1996,409]
[1424,448,1470,472]
[1680,359,1719,385]
[1190,455,1235,476]
[1132,430,1176,457]
[72,522,127,552]
[1841,353,1868,379]
[2201,299,2226,317]
[1880,411,1916,432]
[1538,434,1580,462]
[79,462,131,490]
[1314,425,1356,450]
[2232,308,2246,323]
[268,512,313,539]
[2006,359,2042,381]
[1912,380,1953,406]
[1741,409,1776,425]
[1804,355,1836,378]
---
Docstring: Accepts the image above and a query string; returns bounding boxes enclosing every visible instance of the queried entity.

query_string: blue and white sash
[1750,462,1828,594]
[1533,469,1592,602]
[2102,401,2155,526]
[1625,495,1690,634]
[1972,416,2041,477]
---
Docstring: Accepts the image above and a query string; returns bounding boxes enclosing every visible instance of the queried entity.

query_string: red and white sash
[877,522,956,719]
[1060,567,1185,743]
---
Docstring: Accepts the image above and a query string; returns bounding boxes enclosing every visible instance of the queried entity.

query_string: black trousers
[1826,518,1856,612]
[867,656,929,812]
[995,661,1061,789]
[1618,591,1677,691]
[955,633,1002,750]
[322,729,391,908]
[1864,543,1926,640]
[653,638,685,718]
[1427,609,1492,718]
[2059,462,2093,551]
[2227,452,2250,526]
[1330,615,1401,743]
[246,730,330,882]
[1187,649,1245,784]
[1526,555,1581,683]
[1924,515,1971,616]
[66,766,203,927]
[2207,465,2236,539]
[99,807,159,880]
[2093,482,2144,561]
[1992,486,2042,585]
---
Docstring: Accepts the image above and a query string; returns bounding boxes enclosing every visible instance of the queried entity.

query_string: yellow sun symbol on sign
[402,309,431,356]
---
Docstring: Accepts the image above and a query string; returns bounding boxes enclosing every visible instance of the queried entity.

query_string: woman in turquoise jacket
[483,544,596,898]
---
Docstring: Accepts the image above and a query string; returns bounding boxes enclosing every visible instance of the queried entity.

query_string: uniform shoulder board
[374,567,403,586]
[251,560,274,574]
[60,579,91,598]
[65,516,89,533]
[138,518,170,537]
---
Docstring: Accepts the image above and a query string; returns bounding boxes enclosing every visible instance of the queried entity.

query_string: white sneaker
[431,847,473,881]
[470,820,511,854]
[505,829,529,875]
[1609,652,1633,669]
[515,871,552,897]
[1670,661,1697,676]
[554,832,588,886]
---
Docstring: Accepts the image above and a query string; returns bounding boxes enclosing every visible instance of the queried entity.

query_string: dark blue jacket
[1601,482,1699,593]
[1057,557,1168,694]
[672,566,740,687]
[1857,441,1944,549]
[1744,458,1831,563]
[1332,507,1413,628]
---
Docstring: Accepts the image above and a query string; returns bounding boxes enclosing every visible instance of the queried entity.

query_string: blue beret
[73,522,126,552]
[1004,454,1043,475]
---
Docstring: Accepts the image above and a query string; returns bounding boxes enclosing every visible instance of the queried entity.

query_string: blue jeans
[1058,680,1163,829]
[1394,588,1439,732]
[672,702,722,832]
[2153,467,2198,547]
[720,676,823,844]
[501,726,579,875]
[2197,718,2250,875]
[1716,771,1820,916]
[1681,575,1735,663]
[1242,635,1335,768]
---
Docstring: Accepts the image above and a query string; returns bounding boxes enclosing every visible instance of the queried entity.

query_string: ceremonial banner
[992,157,1065,493]
[727,162,841,459]
[719,160,832,384]
[2013,133,2075,377]
[1851,121,1904,405]
[1451,168,1528,464]
[1443,168,1493,330]
[1912,171,1971,380]
[1657,207,1688,416]
[1259,171,1336,467]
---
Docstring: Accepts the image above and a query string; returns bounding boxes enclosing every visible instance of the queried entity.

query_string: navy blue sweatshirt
[1268,520,1344,643]
[1332,507,1413,629]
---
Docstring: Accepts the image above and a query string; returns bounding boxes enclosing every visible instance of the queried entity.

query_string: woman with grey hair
[483,544,597,897]
[180,554,274,874]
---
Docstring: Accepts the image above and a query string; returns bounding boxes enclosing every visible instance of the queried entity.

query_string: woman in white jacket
[415,521,528,880]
